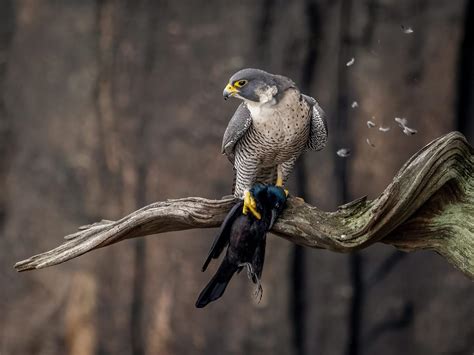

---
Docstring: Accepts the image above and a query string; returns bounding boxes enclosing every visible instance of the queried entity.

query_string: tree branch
[15,132,474,278]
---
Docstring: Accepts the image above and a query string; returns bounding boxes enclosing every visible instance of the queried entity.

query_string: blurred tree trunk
[0,0,14,238]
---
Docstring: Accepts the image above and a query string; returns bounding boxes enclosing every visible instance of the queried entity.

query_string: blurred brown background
[1,0,473,354]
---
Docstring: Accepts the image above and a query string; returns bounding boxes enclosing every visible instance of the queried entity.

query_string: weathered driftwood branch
[15,132,474,278]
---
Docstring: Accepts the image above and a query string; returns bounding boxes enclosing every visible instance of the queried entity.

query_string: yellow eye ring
[234,80,248,88]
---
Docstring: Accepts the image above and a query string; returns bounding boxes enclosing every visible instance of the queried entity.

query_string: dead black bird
[196,184,287,308]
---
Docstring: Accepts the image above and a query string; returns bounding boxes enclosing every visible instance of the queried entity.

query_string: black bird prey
[196,184,287,308]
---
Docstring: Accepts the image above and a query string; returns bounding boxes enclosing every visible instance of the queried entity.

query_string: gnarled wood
[15,132,474,278]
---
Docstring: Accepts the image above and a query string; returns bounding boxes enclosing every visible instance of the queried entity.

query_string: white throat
[244,85,278,117]
[256,85,278,104]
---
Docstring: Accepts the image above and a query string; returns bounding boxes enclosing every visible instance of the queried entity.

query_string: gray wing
[302,94,328,151]
[221,102,252,163]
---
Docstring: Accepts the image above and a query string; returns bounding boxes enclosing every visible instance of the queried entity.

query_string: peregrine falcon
[222,68,328,219]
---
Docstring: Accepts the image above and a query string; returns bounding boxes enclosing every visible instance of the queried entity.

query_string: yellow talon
[243,191,261,220]
[284,189,289,197]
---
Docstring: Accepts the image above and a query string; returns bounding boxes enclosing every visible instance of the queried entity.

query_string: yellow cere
[225,83,238,93]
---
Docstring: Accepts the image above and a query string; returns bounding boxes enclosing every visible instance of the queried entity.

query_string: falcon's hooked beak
[223,83,238,100]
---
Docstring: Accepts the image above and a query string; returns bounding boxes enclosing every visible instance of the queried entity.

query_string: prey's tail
[196,259,238,308]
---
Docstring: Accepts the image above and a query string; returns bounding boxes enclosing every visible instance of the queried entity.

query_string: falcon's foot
[242,190,261,220]
[275,174,289,197]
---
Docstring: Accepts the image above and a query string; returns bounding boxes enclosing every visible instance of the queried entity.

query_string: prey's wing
[201,201,244,271]
[221,103,252,163]
[251,235,267,281]
[302,94,328,151]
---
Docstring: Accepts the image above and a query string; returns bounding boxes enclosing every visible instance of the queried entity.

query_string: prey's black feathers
[196,184,287,308]
[201,200,243,272]
[196,258,239,308]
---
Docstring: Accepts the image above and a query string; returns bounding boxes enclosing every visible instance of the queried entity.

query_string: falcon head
[223,68,293,104]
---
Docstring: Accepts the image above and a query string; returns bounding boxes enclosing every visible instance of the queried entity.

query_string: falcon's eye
[234,80,248,88]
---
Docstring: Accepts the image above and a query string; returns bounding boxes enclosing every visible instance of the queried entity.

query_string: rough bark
[15,131,474,278]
